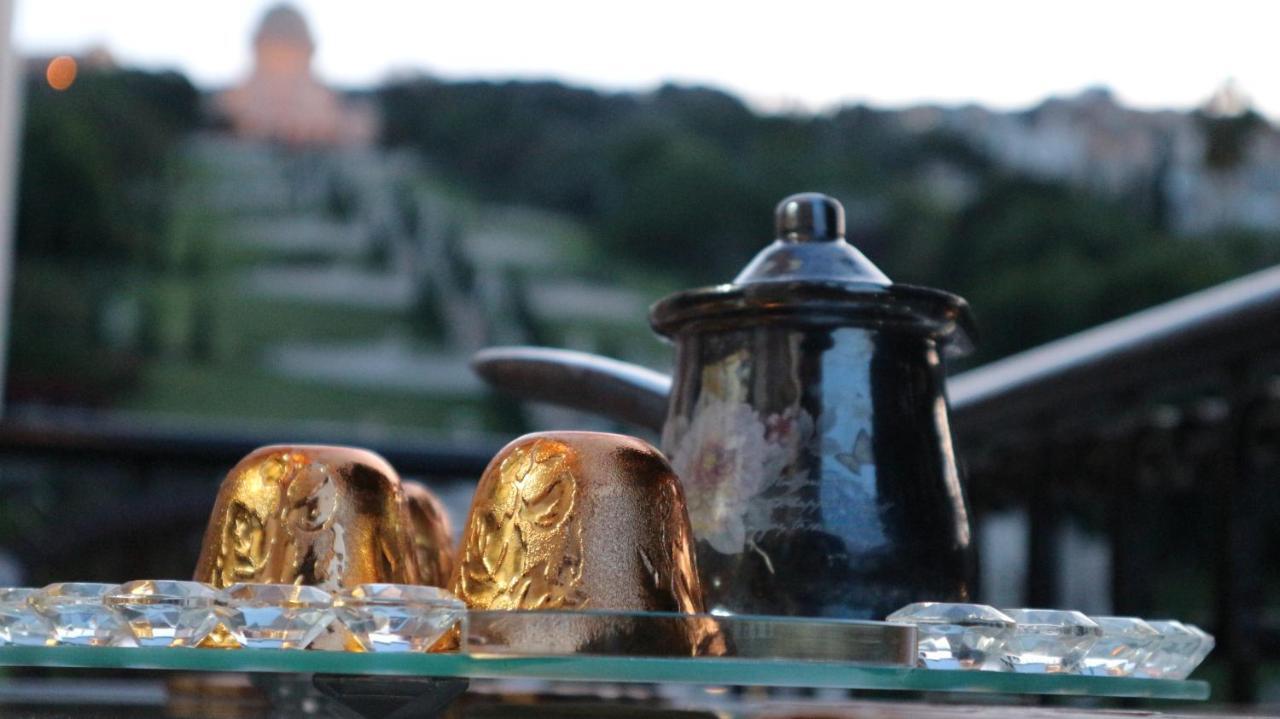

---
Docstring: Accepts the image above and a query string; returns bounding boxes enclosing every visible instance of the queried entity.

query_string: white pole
[0,0,21,416]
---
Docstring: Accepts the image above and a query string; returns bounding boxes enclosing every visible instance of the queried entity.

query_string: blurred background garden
[4,1,1280,705]
[12,3,1280,438]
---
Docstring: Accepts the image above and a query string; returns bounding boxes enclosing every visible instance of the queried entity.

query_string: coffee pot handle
[471,347,671,431]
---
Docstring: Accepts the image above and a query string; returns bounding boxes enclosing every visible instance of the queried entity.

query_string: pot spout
[470,346,671,432]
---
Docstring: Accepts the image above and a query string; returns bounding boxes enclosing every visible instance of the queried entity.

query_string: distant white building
[900,84,1280,236]
[216,4,376,147]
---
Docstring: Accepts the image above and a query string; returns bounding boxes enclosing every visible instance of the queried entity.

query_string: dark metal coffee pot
[474,193,976,619]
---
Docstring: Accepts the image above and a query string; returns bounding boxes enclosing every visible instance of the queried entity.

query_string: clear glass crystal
[1185,624,1215,673]
[105,580,219,648]
[0,588,53,647]
[31,583,130,647]
[1081,616,1160,677]
[1000,608,1101,673]
[334,584,465,652]
[1142,620,1203,679]
[886,602,1015,670]
[219,583,334,650]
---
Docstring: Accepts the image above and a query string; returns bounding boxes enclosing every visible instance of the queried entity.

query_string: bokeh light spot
[46,55,77,91]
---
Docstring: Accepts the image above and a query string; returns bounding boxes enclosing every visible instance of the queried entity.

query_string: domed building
[217,4,375,146]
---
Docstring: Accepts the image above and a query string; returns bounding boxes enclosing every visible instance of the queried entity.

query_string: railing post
[1109,433,1153,616]
[1027,440,1061,608]
[1216,370,1267,703]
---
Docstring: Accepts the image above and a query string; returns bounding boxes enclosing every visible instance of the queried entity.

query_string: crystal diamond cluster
[888,602,1214,678]
[1001,608,1100,673]
[334,584,465,652]
[886,603,1015,670]
[0,581,465,652]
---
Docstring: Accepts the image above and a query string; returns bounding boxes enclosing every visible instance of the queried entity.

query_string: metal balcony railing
[950,263,1280,703]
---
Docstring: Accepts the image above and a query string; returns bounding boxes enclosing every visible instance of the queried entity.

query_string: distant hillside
[14,64,1280,401]
[379,80,921,282]
[379,78,1280,362]
[9,65,664,433]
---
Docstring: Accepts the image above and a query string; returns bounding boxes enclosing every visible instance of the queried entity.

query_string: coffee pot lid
[733,193,892,286]
[650,192,974,354]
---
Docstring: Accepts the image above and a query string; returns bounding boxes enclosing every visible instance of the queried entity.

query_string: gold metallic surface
[401,480,456,588]
[194,445,422,590]
[453,432,718,655]
[454,431,707,611]
[195,623,240,650]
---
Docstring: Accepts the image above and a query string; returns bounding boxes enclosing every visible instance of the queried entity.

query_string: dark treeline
[379,78,1280,363]
[12,68,201,403]
[378,81,910,279]
[18,68,200,262]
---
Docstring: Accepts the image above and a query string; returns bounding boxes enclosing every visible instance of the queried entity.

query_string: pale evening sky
[14,1,1280,118]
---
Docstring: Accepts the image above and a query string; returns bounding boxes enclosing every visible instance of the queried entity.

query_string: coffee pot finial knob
[775,192,845,243]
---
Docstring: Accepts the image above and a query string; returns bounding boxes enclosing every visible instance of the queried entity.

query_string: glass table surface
[0,645,1210,701]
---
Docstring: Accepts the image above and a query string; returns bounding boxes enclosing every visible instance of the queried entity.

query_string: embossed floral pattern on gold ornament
[453,432,705,615]
[453,432,719,656]
[456,437,585,610]
[194,445,423,591]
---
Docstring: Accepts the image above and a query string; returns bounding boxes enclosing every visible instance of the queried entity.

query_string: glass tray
[0,646,1209,700]
[464,609,918,663]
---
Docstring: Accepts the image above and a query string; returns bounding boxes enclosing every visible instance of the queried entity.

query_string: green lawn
[212,291,420,348]
[118,360,499,432]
